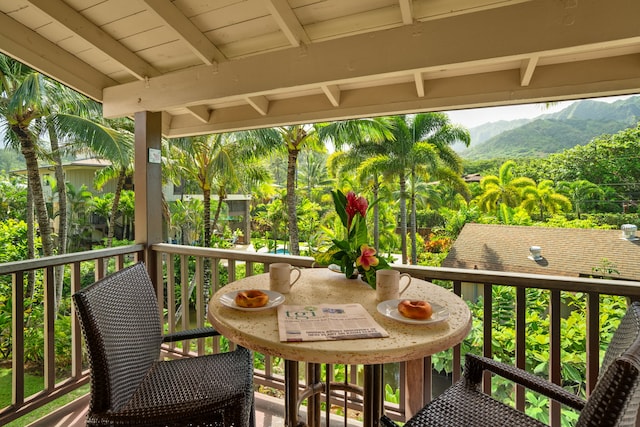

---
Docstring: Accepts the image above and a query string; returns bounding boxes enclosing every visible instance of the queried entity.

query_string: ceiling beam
[399,0,413,25]
[264,0,310,47]
[414,71,425,97]
[103,0,640,118]
[322,85,341,107]
[142,0,226,65]
[520,56,539,86]
[26,0,159,80]
[186,105,213,123]
[163,55,640,137]
[246,96,270,115]
[0,9,115,101]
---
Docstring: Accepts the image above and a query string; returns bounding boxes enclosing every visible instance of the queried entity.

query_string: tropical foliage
[314,189,391,287]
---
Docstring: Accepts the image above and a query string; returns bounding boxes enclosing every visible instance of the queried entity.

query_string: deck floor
[26,392,364,427]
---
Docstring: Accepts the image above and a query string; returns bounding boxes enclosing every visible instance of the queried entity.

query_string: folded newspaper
[277,303,389,342]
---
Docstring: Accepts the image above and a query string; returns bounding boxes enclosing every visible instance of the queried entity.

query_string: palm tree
[521,180,572,221]
[297,151,332,202]
[0,54,103,312]
[359,113,470,264]
[168,133,267,247]
[65,183,94,251]
[118,190,136,240]
[0,56,57,258]
[476,160,536,213]
[557,180,604,219]
[237,119,391,256]
[56,115,134,247]
[90,194,114,234]
[44,94,101,258]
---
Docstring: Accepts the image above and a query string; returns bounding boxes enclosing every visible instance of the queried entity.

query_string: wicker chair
[73,262,255,426]
[382,301,640,427]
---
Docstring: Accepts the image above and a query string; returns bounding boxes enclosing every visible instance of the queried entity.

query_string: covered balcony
[1,1,640,426]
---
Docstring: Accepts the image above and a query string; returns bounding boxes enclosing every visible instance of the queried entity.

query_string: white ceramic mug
[269,263,301,294]
[376,269,412,301]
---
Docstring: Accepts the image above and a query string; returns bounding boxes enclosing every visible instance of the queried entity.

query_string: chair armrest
[162,327,221,343]
[380,415,400,427]
[465,353,586,411]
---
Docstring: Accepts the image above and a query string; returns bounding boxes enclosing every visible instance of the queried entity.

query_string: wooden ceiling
[1,0,639,137]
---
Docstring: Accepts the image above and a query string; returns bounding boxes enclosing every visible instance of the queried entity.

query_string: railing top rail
[393,264,640,297]
[151,243,316,267]
[152,243,640,298]
[0,244,145,275]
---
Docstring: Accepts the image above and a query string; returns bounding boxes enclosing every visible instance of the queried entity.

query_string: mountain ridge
[455,96,640,159]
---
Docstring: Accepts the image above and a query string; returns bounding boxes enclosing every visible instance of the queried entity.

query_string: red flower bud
[345,191,368,228]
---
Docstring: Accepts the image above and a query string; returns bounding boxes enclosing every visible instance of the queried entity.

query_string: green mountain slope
[459,96,640,159]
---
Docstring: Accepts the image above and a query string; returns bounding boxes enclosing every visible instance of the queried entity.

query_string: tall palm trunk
[14,124,55,258]
[48,122,67,255]
[106,168,126,247]
[372,180,380,252]
[410,169,418,265]
[203,188,212,247]
[286,149,300,255]
[211,189,225,238]
[399,175,408,264]
[48,122,67,313]
[26,183,35,299]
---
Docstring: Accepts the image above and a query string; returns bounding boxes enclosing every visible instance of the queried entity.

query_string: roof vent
[621,224,638,240]
[528,245,543,261]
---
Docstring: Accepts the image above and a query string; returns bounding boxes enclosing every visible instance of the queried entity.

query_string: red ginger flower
[356,244,379,271]
[345,191,368,228]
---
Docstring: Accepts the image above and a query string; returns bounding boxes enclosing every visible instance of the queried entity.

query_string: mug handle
[290,267,302,286]
[398,273,412,296]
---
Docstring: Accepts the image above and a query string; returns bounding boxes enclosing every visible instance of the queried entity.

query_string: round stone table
[208,268,472,427]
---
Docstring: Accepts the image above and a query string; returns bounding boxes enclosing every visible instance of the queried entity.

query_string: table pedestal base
[284,360,384,427]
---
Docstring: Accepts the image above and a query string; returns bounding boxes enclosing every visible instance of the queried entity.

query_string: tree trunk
[286,148,300,256]
[48,122,67,255]
[48,122,67,313]
[211,189,226,237]
[14,125,55,258]
[410,169,418,265]
[372,180,380,252]
[26,182,35,299]
[203,188,211,247]
[399,176,408,264]
[106,168,126,247]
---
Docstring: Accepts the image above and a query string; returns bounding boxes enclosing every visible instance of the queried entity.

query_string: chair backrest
[73,262,163,412]
[577,301,640,427]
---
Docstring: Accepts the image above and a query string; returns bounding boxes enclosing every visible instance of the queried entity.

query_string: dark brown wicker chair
[73,262,255,426]
[382,301,640,427]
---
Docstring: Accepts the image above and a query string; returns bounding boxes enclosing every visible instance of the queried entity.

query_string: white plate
[377,299,449,325]
[220,290,285,311]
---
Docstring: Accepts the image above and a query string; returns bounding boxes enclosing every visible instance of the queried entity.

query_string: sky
[444,94,635,129]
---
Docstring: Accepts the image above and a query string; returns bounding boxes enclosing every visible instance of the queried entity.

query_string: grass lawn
[0,367,89,426]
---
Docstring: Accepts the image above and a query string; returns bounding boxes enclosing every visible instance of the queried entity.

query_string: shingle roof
[442,223,640,282]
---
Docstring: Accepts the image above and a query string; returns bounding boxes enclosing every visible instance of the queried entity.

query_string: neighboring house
[462,173,482,183]
[12,158,119,246]
[14,158,117,201]
[443,223,640,300]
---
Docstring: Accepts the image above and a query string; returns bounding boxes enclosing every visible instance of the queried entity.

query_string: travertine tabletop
[207,268,472,365]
